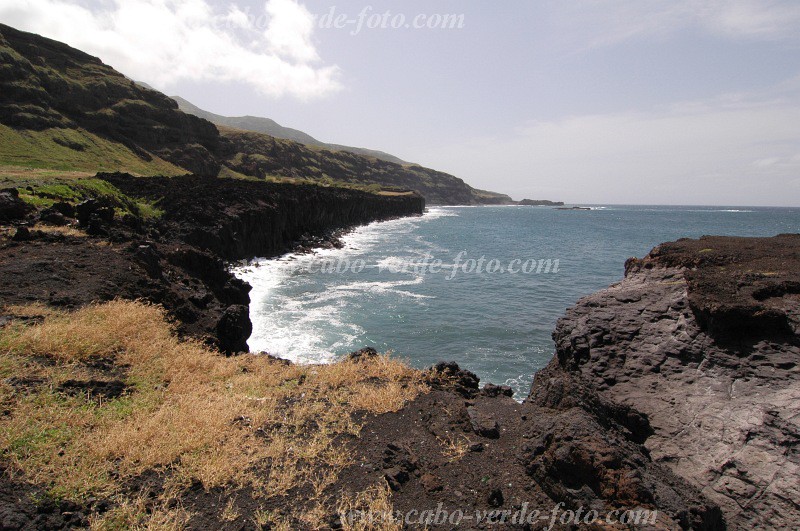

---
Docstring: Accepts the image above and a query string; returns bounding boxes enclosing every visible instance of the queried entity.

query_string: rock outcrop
[0,188,31,222]
[336,360,722,530]
[532,235,800,529]
[101,173,425,260]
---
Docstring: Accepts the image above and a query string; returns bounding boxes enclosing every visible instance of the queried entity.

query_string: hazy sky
[3,0,800,205]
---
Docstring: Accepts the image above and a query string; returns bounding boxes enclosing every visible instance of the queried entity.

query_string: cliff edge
[531,234,800,528]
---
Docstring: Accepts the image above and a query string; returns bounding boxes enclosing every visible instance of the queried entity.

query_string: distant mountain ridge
[171,96,408,165]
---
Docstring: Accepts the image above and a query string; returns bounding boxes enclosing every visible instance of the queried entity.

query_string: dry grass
[90,493,191,531]
[337,483,401,531]
[30,223,88,238]
[437,433,472,462]
[0,300,428,526]
[0,165,94,180]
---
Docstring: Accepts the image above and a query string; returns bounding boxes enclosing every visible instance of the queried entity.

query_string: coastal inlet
[235,204,800,397]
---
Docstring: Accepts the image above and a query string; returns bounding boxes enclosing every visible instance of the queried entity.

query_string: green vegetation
[7,175,164,219]
[217,126,487,204]
[0,124,186,176]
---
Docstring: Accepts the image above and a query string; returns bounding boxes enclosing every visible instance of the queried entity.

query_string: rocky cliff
[101,173,424,260]
[531,235,800,528]
[0,173,423,355]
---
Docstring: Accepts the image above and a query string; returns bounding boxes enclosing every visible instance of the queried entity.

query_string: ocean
[233,205,800,398]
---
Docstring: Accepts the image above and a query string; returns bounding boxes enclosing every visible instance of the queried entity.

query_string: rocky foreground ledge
[530,234,800,528]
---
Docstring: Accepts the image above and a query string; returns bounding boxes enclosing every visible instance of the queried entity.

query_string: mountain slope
[0,23,512,205]
[219,126,494,204]
[0,23,220,176]
[172,95,408,165]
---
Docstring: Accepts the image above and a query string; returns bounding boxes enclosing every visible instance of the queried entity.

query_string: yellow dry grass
[337,483,401,531]
[0,300,428,527]
[437,433,472,462]
[29,223,88,238]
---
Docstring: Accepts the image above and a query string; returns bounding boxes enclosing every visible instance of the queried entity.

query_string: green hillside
[172,95,409,165]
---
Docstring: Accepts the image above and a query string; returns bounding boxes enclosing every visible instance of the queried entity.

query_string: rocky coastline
[321,234,798,530]
[2,172,798,529]
[0,174,424,354]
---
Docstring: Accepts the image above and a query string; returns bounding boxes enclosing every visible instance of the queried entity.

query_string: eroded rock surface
[534,235,800,528]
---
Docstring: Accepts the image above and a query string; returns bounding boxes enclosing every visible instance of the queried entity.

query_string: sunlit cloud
[0,0,341,100]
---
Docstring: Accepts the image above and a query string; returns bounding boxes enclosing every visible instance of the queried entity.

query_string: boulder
[0,188,30,222]
[428,361,480,398]
[348,347,379,362]
[466,407,500,438]
[215,304,252,354]
[39,207,68,226]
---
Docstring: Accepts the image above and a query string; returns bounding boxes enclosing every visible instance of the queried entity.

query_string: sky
[2,0,800,205]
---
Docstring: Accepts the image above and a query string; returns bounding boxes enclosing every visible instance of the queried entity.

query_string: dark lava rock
[101,173,424,262]
[381,443,419,492]
[481,383,514,398]
[0,188,31,222]
[51,201,75,218]
[348,347,379,362]
[11,226,30,241]
[262,354,293,366]
[0,463,90,530]
[76,199,114,228]
[132,244,162,279]
[383,468,409,491]
[467,406,500,438]
[428,361,480,398]
[39,207,68,226]
[215,305,252,354]
[543,235,800,528]
[523,407,722,530]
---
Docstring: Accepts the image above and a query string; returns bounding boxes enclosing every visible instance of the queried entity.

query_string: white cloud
[0,0,341,100]
[548,0,800,54]
[417,92,800,206]
[264,0,318,63]
[701,0,800,38]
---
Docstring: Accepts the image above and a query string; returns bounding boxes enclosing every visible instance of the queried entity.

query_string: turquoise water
[234,205,800,397]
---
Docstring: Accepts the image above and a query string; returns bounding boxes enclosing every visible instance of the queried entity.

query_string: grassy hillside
[219,126,490,205]
[173,95,409,165]
[0,124,185,176]
[0,23,220,176]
